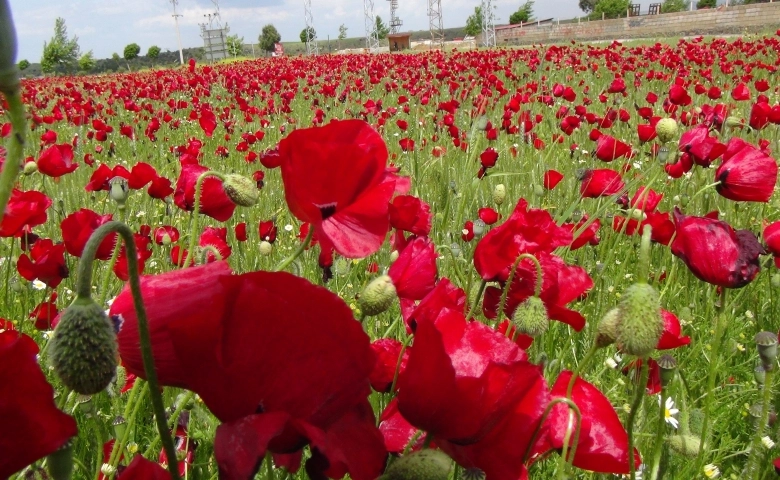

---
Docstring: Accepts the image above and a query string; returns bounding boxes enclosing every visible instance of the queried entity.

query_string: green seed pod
[755,331,778,370]
[657,354,677,387]
[655,118,678,144]
[596,308,621,348]
[512,296,549,338]
[615,283,664,357]
[49,296,118,395]
[23,161,38,176]
[492,184,506,205]
[112,415,127,440]
[358,275,397,317]
[258,240,273,256]
[667,435,702,458]
[381,450,452,480]
[108,176,130,210]
[222,174,259,207]
[47,440,74,480]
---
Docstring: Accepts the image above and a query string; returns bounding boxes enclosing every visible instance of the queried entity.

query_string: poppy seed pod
[755,331,778,370]
[108,176,129,209]
[49,296,118,395]
[358,275,397,316]
[655,118,678,144]
[657,354,677,387]
[492,184,506,205]
[596,307,620,348]
[380,449,452,480]
[258,240,273,256]
[222,174,260,207]
[512,296,549,338]
[615,283,664,357]
[667,435,702,458]
[46,440,74,480]
[23,161,38,176]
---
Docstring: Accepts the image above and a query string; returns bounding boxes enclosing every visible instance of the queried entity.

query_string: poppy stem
[275,225,313,272]
[557,402,583,480]
[183,171,226,268]
[497,253,544,324]
[647,386,667,480]
[747,368,774,480]
[689,181,721,202]
[627,358,649,480]
[78,221,181,480]
[566,342,599,399]
[465,279,487,321]
[0,84,25,230]
[389,334,414,395]
[638,224,652,283]
[522,396,581,465]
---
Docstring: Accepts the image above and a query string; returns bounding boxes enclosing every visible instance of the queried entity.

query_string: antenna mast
[363,0,379,51]
[303,0,318,55]
[481,0,495,47]
[388,0,402,34]
[428,0,444,50]
[170,0,184,64]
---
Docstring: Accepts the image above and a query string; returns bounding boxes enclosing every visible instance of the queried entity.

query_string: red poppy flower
[378,398,423,453]
[114,233,153,281]
[671,208,765,288]
[0,330,77,479]
[60,209,117,260]
[679,125,726,168]
[0,189,51,237]
[731,82,751,101]
[235,222,248,242]
[37,144,78,178]
[199,227,232,262]
[159,427,194,478]
[404,277,466,331]
[174,164,236,222]
[399,137,415,152]
[112,263,386,479]
[657,309,691,350]
[258,220,278,243]
[389,236,437,302]
[30,293,58,331]
[563,216,601,250]
[17,239,69,288]
[579,169,625,198]
[478,207,500,225]
[153,226,180,245]
[118,455,171,479]
[543,169,564,190]
[278,119,403,258]
[764,221,780,266]
[669,84,691,106]
[389,195,432,236]
[483,252,593,331]
[593,133,632,162]
[530,371,640,474]
[199,109,217,137]
[474,198,571,282]
[715,137,778,203]
[461,221,474,241]
[665,152,694,178]
[623,358,661,395]
[369,339,409,393]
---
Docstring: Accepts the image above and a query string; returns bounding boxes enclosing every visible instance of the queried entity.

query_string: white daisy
[703,464,720,478]
[762,436,775,449]
[32,279,47,290]
[663,397,679,429]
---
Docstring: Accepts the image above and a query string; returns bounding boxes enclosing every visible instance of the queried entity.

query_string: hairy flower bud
[668,435,702,458]
[47,440,74,480]
[616,283,664,357]
[655,118,678,143]
[222,174,259,207]
[596,307,620,348]
[358,275,397,316]
[23,161,38,176]
[49,296,118,395]
[512,296,549,338]
[380,449,452,480]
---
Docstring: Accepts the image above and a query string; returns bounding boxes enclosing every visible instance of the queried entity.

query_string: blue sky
[8,0,665,62]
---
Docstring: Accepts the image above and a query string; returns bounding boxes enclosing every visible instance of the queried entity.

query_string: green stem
[183,171,226,268]
[388,335,414,395]
[79,222,180,480]
[0,86,25,227]
[144,390,195,457]
[498,253,544,327]
[465,279,487,321]
[109,383,149,471]
[92,422,104,480]
[748,368,774,480]
[627,358,649,480]
[638,224,652,284]
[274,225,313,272]
[648,388,667,480]
[107,380,142,467]
[522,397,582,464]
[689,181,721,202]
[566,342,599,399]
[557,402,583,480]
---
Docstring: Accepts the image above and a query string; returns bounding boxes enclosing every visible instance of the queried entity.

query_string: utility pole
[364,0,379,51]
[428,0,444,50]
[481,0,496,48]
[304,0,319,55]
[171,0,184,64]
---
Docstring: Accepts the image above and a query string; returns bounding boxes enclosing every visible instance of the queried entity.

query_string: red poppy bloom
[389,236,437,302]
[159,426,194,478]
[0,189,51,237]
[715,137,778,203]
[478,207,500,225]
[153,226,180,245]
[731,82,751,101]
[118,455,171,479]
[474,198,571,282]
[278,119,403,258]
[543,169,564,190]
[112,263,385,479]
[60,209,117,260]
[671,208,765,288]
[0,330,77,479]
[399,137,415,152]
[114,233,153,281]
[764,221,780,267]
[404,277,466,331]
[369,338,409,393]
[174,164,236,222]
[389,195,432,236]
[378,398,423,453]
[623,358,661,395]
[258,220,278,243]
[669,84,691,106]
[563,216,601,250]
[37,144,78,178]
[17,239,69,288]
[461,221,475,242]
[593,133,632,162]
[657,309,691,350]
[579,169,625,198]
[199,109,217,137]
[30,294,58,331]
[199,227,232,262]
[235,222,248,242]
[679,125,726,168]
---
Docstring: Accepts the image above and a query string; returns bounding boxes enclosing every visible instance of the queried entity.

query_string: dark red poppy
[389,195,432,236]
[715,137,778,203]
[483,251,593,331]
[764,221,780,267]
[389,236,437,302]
[543,169,564,190]
[37,144,78,178]
[530,371,640,474]
[0,330,77,479]
[0,189,51,237]
[563,216,601,250]
[112,263,386,479]
[174,164,236,222]
[199,227,232,262]
[369,338,409,393]
[671,208,765,288]
[235,222,248,242]
[378,398,424,453]
[750,101,772,130]
[579,169,625,198]
[679,125,726,168]
[478,207,500,225]
[118,455,171,479]
[399,137,415,152]
[404,277,466,331]
[258,220,278,243]
[593,133,633,162]
[278,119,404,258]
[114,233,153,281]
[461,221,474,242]
[153,226,180,245]
[669,84,691,106]
[60,209,117,260]
[474,198,571,282]
[657,309,691,350]
[17,239,69,288]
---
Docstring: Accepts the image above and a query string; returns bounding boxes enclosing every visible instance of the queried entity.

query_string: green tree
[226,35,244,57]
[300,26,316,44]
[593,0,630,18]
[375,16,389,40]
[17,59,29,71]
[509,1,534,24]
[338,24,348,40]
[696,0,716,7]
[147,45,161,63]
[259,24,282,54]
[40,17,80,74]
[465,6,483,36]
[123,43,141,71]
[579,0,598,13]
[661,0,687,12]
[78,51,95,72]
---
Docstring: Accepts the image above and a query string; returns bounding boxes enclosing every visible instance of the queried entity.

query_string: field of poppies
[3,16,780,480]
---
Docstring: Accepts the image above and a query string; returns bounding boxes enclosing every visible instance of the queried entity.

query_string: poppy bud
[258,240,273,256]
[389,249,400,262]
[533,184,545,197]
[380,449,452,480]
[23,161,38,176]
[108,176,130,210]
[596,307,620,348]
[222,174,259,207]
[655,118,678,143]
[724,116,744,129]
[114,365,127,391]
[113,415,127,439]
[615,283,664,357]
[492,184,506,205]
[772,274,780,289]
[47,440,74,480]
[657,353,677,387]
[512,296,549,338]
[358,275,397,316]
[755,331,778,370]
[49,296,118,395]
[667,435,702,458]
[754,363,766,385]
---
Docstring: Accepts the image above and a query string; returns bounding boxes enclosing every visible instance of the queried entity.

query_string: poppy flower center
[316,202,337,220]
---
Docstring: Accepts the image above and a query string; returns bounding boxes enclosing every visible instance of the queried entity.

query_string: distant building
[387,32,411,51]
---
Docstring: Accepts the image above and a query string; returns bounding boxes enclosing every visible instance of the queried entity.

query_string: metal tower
[428,0,444,49]
[388,0,402,34]
[170,0,184,64]
[303,0,318,55]
[364,0,380,51]
[481,0,496,48]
